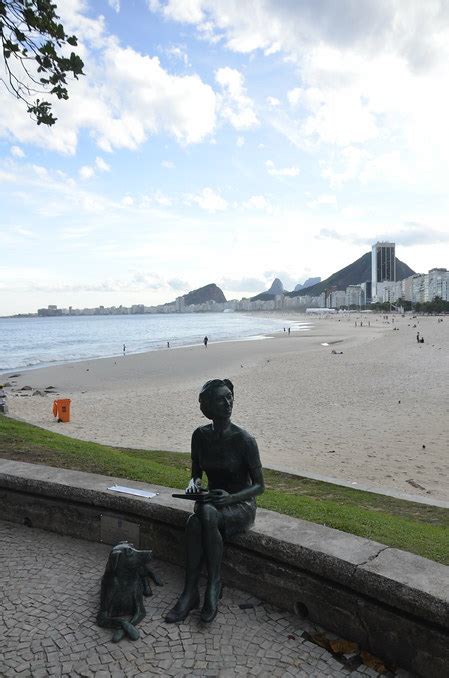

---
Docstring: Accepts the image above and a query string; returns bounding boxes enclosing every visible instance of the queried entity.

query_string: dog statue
[97,542,162,642]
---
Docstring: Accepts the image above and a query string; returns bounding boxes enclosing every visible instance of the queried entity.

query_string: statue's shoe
[164,591,200,623]
[200,582,223,623]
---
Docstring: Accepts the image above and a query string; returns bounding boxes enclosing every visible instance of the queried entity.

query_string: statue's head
[199,378,234,421]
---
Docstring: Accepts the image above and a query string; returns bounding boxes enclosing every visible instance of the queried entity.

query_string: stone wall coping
[1,458,448,630]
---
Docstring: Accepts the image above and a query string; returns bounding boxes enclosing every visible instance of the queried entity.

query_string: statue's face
[209,384,233,419]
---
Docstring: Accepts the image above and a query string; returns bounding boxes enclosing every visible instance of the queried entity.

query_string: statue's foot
[164,590,200,623]
[200,582,222,623]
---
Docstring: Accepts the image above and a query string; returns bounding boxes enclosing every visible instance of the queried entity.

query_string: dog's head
[105,542,153,575]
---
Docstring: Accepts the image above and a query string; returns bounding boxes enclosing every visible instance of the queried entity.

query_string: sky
[1,0,449,315]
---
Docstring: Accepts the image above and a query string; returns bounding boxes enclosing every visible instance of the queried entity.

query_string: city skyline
[21,242,448,317]
[2,1,449,315]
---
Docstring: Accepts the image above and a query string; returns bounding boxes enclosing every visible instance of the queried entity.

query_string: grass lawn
[0,415,448,565]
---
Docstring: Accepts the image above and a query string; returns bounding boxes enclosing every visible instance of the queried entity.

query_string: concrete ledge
[0,459,448,677]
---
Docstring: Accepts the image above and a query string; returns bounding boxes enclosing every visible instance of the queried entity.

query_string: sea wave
[1,313,311,373]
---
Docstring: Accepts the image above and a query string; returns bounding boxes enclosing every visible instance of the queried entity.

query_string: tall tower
[372,242,396,299]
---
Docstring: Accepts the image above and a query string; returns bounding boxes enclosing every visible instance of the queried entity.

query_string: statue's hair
[199,378,234,419]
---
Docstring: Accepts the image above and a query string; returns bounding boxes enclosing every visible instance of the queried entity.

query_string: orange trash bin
[53,399,71,423]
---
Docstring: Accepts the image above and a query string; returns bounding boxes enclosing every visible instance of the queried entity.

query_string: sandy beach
[3,313,449,501]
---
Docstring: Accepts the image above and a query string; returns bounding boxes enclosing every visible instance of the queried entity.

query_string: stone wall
[0,459,448,677]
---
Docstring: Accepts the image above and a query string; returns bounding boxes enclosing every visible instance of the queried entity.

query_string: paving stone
[0,520,415,678]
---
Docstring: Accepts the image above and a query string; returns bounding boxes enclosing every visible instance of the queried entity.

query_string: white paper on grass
[108,485,158,498]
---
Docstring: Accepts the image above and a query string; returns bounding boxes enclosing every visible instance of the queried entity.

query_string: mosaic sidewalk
[0,521,413,677]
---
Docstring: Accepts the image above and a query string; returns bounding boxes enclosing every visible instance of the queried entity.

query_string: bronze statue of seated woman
[165,378,264,624]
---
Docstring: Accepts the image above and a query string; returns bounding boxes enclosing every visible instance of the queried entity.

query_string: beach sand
[3,314,449,501]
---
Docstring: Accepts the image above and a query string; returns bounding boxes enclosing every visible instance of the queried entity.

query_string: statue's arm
[186,428,203,492]
[224,465,264,505]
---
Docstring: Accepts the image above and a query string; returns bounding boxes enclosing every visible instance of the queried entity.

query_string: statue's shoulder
[193,424,213,438]
[230,423,256,445]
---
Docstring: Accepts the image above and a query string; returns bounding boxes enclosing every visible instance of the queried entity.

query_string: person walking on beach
[167,341,170,348]
[416,332,420,343]
[123,344,126,356]
[288,327,291,335]
[204,336,208,348]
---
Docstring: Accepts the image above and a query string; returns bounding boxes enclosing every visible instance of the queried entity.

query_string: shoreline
[0,312,308,375]
[0,331,279,376]
[4,313,449,501]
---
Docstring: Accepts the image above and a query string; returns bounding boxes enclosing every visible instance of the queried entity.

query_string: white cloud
[236,136,245,147]
[186,187,227,211]
[78,156,111,179]
[141,191,172,207]
[149,1,449,187]
[165,44,189,66]
[266,160,299,177]
[307,194,337,209]
[10,145,25,158]
[162,160,175,168]
[79,157,110,180]
[95,156,111,172]
[160,0,204,24]
[168,277,189,291]
[341,206,366,219]
[321,146,370,187]
[267,96,280,107]
[244,195,271,211]
[287,88,302,106]
[0,10,217,153]
[97,46,217,148]
[0,170,15,182]
[220,276,266,293]
[122,195,134,206]
[79,165,95,180]
[215,67,258,130]
[0,160,115,223]
[108,0,120,12]
[153,1,449,72]
[32,165,48,178]
[12,226,35,238]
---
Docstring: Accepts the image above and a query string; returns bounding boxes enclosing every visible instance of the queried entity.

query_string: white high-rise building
[372,242,396,301]
[428,268,449,301]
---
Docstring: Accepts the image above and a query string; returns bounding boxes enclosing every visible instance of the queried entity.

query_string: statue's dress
[191,423,262,538]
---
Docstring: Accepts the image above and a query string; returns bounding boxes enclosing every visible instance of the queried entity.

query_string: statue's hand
[186,477,202,494]
[206,489,231,506]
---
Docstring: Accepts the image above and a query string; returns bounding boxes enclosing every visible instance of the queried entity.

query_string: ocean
[0,313,311,373]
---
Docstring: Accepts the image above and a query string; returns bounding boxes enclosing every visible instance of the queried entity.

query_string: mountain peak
[182,283,226,306]
[287,253,415,298]
[294,276,321,292]
[267,278,284,295]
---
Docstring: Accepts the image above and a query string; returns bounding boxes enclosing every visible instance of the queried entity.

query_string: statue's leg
[197,503,224,623]
[143,567,163,595]
[97,611,123,629]
[112,619,139,643]
[164,514,203,623]
[111,626,126,643]
[111,596,147,642]
[119,599,146,641]
[97,612,128,643]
